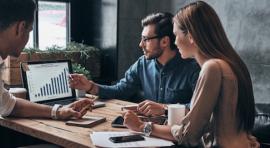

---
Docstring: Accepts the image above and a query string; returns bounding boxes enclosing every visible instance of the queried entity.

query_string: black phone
[109,134,145,143]
[111,116,126,128]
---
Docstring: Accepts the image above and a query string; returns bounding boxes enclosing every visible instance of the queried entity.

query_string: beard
[143,48,163,60]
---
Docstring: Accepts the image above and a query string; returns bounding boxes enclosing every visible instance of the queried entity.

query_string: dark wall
[203,0,270,104]
[71,0,118,84]
[117,0,175,80]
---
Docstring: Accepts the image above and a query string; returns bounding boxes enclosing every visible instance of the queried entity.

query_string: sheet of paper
[90,131,174,148]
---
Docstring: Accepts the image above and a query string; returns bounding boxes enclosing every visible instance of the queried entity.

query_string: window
[26,0,70,50]
[25,31,34,48]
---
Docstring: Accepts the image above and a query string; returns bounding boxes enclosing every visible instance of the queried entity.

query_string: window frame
[30,0,71,49]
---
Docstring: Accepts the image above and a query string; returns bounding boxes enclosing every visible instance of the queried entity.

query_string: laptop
[20,60,106,108]
[20,60,76,106]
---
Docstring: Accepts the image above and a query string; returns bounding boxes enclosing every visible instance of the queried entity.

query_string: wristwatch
[143,122,153,137]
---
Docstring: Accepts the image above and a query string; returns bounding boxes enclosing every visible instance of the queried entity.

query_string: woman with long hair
[123,1,259,147]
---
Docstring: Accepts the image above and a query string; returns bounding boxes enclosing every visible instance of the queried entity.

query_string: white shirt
[0,57,16,116]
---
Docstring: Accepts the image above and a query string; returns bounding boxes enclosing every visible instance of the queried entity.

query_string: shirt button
[160,88,163,91]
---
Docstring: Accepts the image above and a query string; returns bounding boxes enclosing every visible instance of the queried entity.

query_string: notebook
[20,60,77,106]
[66,115,106,128]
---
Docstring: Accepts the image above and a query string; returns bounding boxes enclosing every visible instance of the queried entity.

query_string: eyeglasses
[141,35,160,42]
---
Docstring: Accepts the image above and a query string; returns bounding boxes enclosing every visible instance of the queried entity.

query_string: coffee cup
[168,104,185,126]
[9,88,27,99]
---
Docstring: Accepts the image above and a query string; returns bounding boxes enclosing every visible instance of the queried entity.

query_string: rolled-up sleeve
[0,81,16,116]
[171,61,222,146]
[98,60,141,99]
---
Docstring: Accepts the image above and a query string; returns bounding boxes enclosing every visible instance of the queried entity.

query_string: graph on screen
[26,62,73,102]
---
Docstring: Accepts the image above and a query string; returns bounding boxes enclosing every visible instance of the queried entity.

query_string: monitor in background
[20,60,76,104]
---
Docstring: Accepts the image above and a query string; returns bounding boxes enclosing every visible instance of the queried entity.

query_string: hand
[69,74,92,92]
[57,98,94,120]
[137,100,165,116]
[123,110,144,132]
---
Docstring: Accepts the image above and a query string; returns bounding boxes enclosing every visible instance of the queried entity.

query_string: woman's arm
[123,110,176,141]
[151,124,176,141]
[171,60,222,145]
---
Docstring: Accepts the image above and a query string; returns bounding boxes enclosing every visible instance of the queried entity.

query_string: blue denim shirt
[98,52,200,104]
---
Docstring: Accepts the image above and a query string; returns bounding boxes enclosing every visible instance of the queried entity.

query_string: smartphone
[109,134,145,143]
[111,116,126,128]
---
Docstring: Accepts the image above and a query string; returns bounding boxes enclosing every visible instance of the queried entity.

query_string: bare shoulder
[201,59,222,75]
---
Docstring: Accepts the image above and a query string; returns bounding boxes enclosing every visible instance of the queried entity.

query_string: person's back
[190,59,258,147]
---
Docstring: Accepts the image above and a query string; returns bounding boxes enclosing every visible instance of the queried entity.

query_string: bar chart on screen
[26,62,73,102]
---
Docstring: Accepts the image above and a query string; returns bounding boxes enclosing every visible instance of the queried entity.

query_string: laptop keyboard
[43,99,106,109]
[43,99,74,106]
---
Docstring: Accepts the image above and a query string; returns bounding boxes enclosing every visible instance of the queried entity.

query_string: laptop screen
[21,60,76,103]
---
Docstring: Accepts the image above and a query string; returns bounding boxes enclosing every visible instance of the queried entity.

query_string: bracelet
[51,104,62,120]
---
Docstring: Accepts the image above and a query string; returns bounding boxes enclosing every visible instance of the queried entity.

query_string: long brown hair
[174,1,255,132]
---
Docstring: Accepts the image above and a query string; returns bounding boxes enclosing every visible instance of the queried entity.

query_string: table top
[0,99,136,148]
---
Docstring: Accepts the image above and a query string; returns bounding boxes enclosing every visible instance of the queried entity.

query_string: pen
[69,75,74,81]
[81,104,92,112]
[81,96,99,112]
[85,94,99,100]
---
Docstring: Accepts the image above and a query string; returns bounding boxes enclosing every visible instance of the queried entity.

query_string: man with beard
[69,12,200,116]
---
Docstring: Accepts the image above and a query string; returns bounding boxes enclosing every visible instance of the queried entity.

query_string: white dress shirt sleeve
[0,58,17,117]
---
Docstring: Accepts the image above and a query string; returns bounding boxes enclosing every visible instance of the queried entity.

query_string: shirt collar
[154,59,163,70]
[167,52,182,65]
[155,52,183,71]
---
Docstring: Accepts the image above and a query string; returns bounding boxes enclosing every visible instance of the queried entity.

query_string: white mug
[168,104,185,126]
[9,88,27,99]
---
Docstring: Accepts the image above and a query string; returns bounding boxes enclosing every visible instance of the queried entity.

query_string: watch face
[144,122,152,136]
[145,125,151,133]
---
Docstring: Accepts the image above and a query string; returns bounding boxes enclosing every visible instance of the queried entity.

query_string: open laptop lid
[20,60,76,104]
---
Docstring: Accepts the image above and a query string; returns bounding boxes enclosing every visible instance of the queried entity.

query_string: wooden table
[0,99,136,148]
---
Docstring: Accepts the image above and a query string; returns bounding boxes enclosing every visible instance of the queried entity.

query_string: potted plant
[2,42,100,86]
[72,63,91,79]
